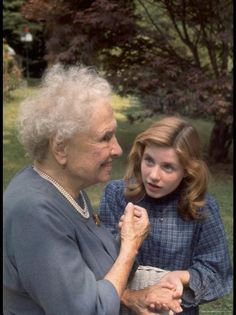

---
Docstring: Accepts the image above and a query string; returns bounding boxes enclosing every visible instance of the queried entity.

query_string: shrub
[3,40,23,100]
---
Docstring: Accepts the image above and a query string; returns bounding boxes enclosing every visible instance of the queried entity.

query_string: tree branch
[136,0,192,65]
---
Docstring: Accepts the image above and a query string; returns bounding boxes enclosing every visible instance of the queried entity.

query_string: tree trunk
[208,119,232,162]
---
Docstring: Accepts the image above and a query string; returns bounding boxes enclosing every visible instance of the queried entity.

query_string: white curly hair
[17,63,112,161]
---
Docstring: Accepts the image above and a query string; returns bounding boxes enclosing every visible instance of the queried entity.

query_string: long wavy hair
[124,116,209,220]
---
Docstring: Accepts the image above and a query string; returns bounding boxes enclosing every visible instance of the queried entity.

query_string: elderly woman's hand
[122,282,183,315]
[118,202,150,253]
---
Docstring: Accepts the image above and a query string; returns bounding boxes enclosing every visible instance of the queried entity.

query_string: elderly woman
[3,64,182,315]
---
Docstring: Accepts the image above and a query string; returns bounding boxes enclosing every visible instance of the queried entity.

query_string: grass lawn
[3,85,233,314]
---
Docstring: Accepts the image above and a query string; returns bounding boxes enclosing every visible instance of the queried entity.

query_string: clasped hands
[119,203,183,314]
[118,202,150,253]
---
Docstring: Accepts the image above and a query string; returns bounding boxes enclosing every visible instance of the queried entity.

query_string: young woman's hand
[122,282,183,314]
[159,270,190,297]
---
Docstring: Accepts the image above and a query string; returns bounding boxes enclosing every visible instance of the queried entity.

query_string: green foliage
[3,0,47,78]
[3,41,23,100]
[21,0,233,161]
[3,0,42,39]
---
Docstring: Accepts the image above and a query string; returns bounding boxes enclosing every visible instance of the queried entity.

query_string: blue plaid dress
[98,179,233,315]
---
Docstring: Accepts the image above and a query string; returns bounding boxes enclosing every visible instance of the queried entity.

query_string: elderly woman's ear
[49,136,68,167]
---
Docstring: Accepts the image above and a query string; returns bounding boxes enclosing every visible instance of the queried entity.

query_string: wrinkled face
[65,100,122,189]
[141,144,185,198]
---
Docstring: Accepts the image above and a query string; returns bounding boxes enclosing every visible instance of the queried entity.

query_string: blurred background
[3,1,233,314]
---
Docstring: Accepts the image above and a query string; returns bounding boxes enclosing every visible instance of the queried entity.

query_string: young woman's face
[141,144,185,199]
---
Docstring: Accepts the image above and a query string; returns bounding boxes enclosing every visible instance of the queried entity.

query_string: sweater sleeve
[9,199,120,315]
[99,180,127,238]
[182,195,233,308]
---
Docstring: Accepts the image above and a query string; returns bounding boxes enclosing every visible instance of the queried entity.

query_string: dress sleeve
[182,195,233,308]
[12,201,120,315]
[99,180,127,238]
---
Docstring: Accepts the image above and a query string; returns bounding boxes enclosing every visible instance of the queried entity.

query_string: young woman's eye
[144,156,154,166]
[163,164,174,172]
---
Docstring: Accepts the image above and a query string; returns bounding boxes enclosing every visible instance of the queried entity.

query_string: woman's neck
[33,160,82,199]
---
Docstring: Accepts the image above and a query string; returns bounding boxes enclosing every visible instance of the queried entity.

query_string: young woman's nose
[150,166,161,181]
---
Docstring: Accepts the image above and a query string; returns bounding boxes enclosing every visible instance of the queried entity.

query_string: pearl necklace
[33,166,90,218]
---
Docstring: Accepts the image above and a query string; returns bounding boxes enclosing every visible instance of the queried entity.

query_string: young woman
[99,116,232,315]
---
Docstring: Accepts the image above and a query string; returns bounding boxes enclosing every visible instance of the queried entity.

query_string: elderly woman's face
[65,100,122,188]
